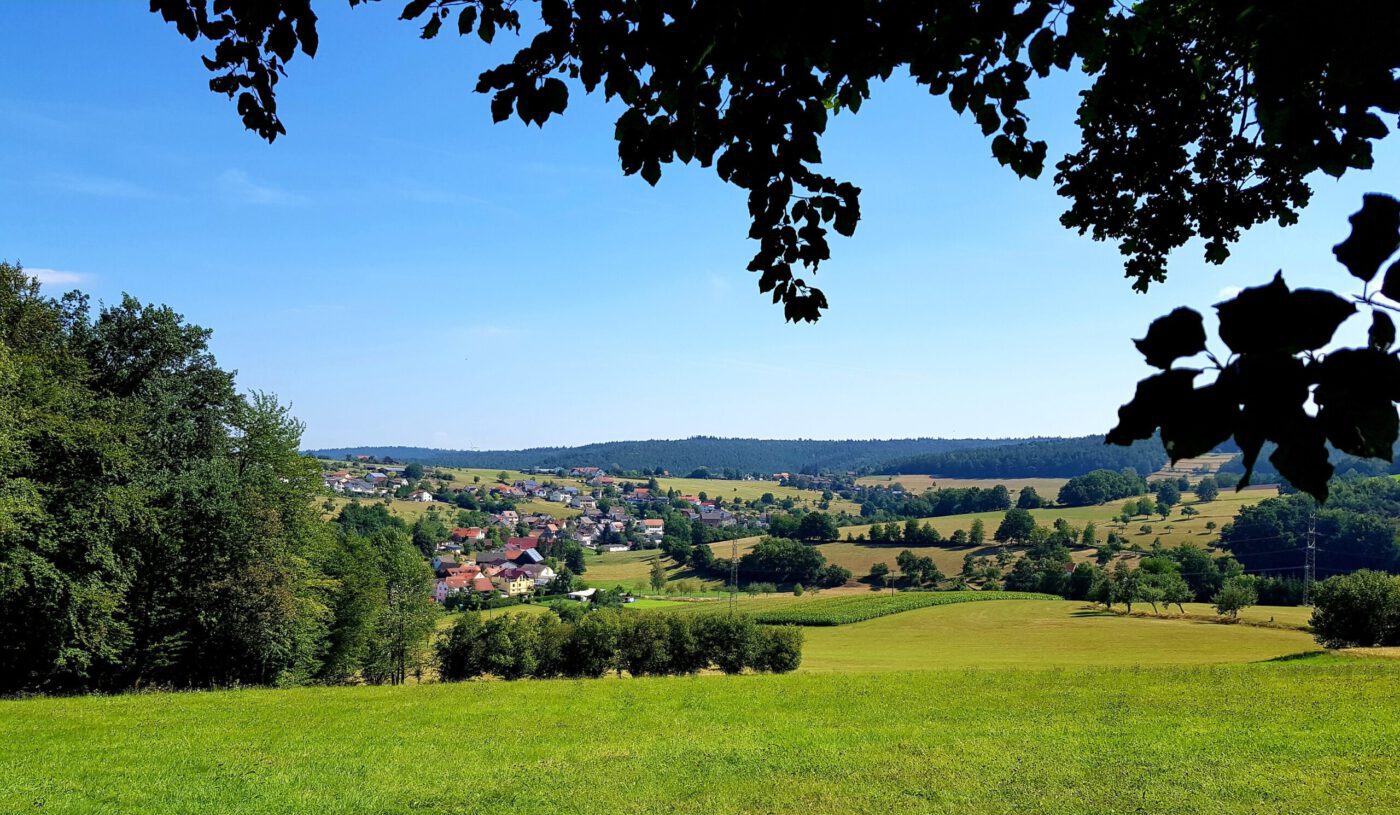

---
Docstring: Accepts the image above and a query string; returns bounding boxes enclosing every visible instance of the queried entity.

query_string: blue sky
[3,3,1395,450]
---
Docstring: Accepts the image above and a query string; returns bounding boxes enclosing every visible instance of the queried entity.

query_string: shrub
[1309,570,1400,648]
[752,626,803,673]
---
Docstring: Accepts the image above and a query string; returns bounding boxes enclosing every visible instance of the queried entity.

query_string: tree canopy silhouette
[149,0,1400,500]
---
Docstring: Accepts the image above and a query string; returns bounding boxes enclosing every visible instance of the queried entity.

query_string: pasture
[799,599,1320,671]
[3,654,1396,814]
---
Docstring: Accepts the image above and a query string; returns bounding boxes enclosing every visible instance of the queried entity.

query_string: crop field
[1152,452,1237,479]
[3,654,1396,815]
[799,599,1323,672]
[643,475,863,515]
[749,590,1057,625]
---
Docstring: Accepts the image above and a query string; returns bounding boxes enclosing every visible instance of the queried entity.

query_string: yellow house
[492,569,534,597]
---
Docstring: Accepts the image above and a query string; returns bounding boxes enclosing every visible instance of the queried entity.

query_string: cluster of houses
[322,468,434,502]
[431,537,557,602]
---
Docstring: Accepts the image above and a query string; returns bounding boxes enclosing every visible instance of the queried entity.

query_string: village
[321,463,767,604]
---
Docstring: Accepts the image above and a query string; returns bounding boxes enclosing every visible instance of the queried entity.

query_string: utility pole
[1304,510,1317,605]
[729,539,739,614]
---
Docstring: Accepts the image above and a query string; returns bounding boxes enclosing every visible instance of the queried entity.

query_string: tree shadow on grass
[1258,650,1328,663]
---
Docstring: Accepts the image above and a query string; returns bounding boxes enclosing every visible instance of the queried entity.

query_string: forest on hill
[882,436,1169,479]
[306,437,1041,476]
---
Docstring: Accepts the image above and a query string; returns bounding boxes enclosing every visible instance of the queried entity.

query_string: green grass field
[643,475,863,515]
[799,600,1321,671]
[3,653,1396,814]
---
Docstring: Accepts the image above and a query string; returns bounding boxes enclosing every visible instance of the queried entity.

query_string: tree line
[0,265,439,694]
[308,437,1028,478]
[436,606,802,680]
[884,436,1168,479]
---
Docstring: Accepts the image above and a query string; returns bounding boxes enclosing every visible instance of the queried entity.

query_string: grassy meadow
[3,652,1396,814]
[798,599,1320,671]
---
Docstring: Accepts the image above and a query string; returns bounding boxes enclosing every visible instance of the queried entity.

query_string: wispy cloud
[27,267,92,287]
[467,325,529,339]
[47,173,164,200]
[217,169,305,205]
[1216,286,1243,302]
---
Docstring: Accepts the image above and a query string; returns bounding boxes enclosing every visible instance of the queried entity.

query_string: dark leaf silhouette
[1333,194,1400,282]
[1133,307,1206,369]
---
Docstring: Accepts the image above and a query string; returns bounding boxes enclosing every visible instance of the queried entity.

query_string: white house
[407,489,434,503]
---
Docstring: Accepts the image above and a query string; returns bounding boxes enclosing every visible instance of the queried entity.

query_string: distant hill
[304,436,1043,475]
[882,436,1169,479]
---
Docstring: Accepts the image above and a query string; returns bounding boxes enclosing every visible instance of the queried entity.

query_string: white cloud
[1215,286,1243,302]
[26,267,92,286]
[217,169,304,205]
[48,173,163,200]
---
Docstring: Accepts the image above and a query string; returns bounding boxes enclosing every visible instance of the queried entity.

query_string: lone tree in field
[649,558,667,592]
[150,1,1400,500]
[1194,477,1220,503]
[1213,578,1258,620]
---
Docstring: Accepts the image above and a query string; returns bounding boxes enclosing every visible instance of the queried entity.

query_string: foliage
[308,437,1024,477]
[1213,578,1258,619]
[0,264,432,694]
[435,609,800,679]
[1108,214,1400,502]
[886,436,1167,479]
[1218,478,1400,577]
[1056,468,1149,506]
[750,591,1057,626]
[1308,570,1400,648]
[738,537,847,587]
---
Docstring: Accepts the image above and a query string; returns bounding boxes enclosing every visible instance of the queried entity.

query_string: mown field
[798,599,1320,671]
[3,652,1396,814]
[643,475,862,515]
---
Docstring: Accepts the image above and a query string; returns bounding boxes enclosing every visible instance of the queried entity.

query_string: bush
[752,626,803,673]
[1309,570,1400,648]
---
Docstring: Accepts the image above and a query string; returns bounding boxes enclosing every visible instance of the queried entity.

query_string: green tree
[796,512,839,542]
[1309,570,1400,648]
[1212,578,1258,620]
[648,558,667,592]
[1194,476,1220,503]
[993,509,1036,546]
[968,518,986,548]
[436,613,486,681]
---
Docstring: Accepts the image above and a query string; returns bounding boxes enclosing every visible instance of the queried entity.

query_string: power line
[1304,510,1317,605]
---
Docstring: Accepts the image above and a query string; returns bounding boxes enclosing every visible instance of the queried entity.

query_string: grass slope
[800,600,1319,672]
[709,487,1278,584]
[2,657,1396,814]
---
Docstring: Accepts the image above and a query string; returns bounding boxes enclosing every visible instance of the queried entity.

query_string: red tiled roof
[506,537,539,550]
